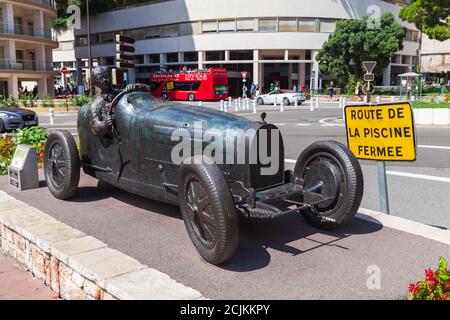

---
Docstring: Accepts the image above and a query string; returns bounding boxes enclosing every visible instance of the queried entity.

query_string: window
[173,82,201,91]
[76,36,88,46]
[206,51,225,61]
[180,23,200,36]
[279,19,297,32]
[167,52,178,63]
[202,21,218,33]
[135,55,145,64]
[100,32,114,43]
[148,54,160,64]
[218,20,235,32]
[160,25,178,37]
[105,56,114,66]
[183,52,198,62]
[230,50,253,61]
[298,19,315,32]
[320,20,335,33]
[259,19,277,32]
[237,19,254,32]
[144,27,160,39]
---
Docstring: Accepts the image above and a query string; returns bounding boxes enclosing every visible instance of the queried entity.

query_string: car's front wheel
[44,130,80,200]
[0,119,5,133]
[178,156,239,265]
[188,93,196,101]
[256,97,264,105]
[294,141,364,230]
[283,97,291,106]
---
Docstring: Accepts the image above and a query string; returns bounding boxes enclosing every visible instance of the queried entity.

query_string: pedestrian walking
[355,82,364,101]
[242,84,248,99]
[270,83,276,94]
[250,82,256,99]
[293,83,297,93]
[328,82,335,101]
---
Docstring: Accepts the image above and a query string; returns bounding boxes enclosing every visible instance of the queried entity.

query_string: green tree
[400,0,450,41]
[316,13,405,88]
[53,0,118,27]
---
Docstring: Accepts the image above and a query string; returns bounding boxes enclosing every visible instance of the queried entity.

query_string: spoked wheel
[178,156,238,265]
[44,130,80,200]
[295,141,364,230]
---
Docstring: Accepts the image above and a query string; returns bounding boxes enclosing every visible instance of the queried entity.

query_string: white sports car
[256,90,306,106]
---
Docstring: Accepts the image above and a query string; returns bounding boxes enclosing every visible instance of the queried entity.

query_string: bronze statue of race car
[44,67,363,265]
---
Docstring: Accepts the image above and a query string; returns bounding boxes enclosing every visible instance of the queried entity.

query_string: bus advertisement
[149,68,229,101]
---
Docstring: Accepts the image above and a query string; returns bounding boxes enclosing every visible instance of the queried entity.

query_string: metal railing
[0,59,53,72]
[30,0,57,9]
[0,23,57,41]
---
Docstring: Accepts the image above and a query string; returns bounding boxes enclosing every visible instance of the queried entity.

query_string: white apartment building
[73,0,420,96]
[52,27,76,89]
[0,0,58,98]
[421,34,450,85]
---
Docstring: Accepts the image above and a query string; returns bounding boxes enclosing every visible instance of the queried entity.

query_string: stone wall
[0,191,204,300]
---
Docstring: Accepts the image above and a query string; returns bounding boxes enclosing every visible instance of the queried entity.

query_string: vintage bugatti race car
[44,87,363,265]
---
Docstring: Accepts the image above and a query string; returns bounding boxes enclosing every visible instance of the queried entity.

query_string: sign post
[362,61,377,103]
[344,102,417,214]
[114,32,136,88]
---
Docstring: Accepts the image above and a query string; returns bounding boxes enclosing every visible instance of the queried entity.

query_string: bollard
[342,98,347,123]
[198,101,202,107]
[274,98,277,108]
[252,99,257,114]
[235,99,239,112]
[238,98,242,110]
[363,96,368,103]
[315,97,320,110]
[391,96,395,102]
[294,98,298,108]
[224,101,228,113]
[339,97,343,109]
[220,100,224,112]
[376,96,381,103]
[48,108,55,125]
[228,97,232,107]
[310,98,314,111]
[280,99,284,112]
[411,95,416,102]
[246,98,250,110]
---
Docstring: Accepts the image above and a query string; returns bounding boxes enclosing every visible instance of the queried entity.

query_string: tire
[0,119,4,133]
[178,156,239,265]
[188,93,195,102]
[161,93,168,100]
[256,97,264,105]
[294,141,364,230]
[44,130,80,200]
[283,97,290,106]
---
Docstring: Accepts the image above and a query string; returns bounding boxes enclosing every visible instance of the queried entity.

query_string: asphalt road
[39,102,450,230]
[1,172,449,300]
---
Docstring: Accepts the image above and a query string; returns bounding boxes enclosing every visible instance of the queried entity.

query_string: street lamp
[86,0,93,97]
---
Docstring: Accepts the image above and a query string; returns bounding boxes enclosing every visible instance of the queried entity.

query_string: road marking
[274,123,286,126]
[296,123,312,126]
[386,171,450,183]
[419,145,450,150]
[285,159,297,164]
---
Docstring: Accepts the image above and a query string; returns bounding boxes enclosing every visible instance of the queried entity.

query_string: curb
[0,190,204,300]
[357,208,450,246]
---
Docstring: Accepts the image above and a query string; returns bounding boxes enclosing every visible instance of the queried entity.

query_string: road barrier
[48,108,55,125]
[253,99,257,114]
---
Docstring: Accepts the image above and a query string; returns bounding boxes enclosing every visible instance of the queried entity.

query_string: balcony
[0,59,54,72]
[31,0,57,8]
[0,23,57,41]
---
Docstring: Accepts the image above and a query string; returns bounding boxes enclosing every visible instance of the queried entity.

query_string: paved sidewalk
[0,255,60,300]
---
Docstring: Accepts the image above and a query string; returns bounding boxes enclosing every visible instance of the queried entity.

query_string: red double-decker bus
[149,68,229,101]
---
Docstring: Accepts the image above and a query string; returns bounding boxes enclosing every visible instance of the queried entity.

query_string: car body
[0,104,39,132]
[256,90,306,106]
[44,89,363,265]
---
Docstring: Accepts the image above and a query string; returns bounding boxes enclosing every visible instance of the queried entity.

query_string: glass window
[237,19,254,32]
[279,19,297,32]
[320,20,336,33]
[298,19,315,32]
[100,32,114,43]
[160,25,179,37]
[135,55,145,64]
[206,51,225,61]
[202,21,218,33]
[259,19,277,32]
[167,52,178,63]
[180,23,199,36]
[183,51,198,62]
[218,20,235,32]
[230,50,253,61]
[149,54,160,64]
[144,27,160,39]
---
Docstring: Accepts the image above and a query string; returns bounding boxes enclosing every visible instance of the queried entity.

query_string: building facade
[73,0,420,96]
[53,27,76,90]
[421,34,450,86]
[0,0,58,98]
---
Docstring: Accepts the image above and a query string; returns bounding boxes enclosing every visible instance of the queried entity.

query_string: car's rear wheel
[188,93,195,101]
[178,156,239,265]
[44,130,80,200]
[283,97,290,106]
[161,93,168,100]
[256,97,264,105]
[0,119,5,133]
[294,141,364,230]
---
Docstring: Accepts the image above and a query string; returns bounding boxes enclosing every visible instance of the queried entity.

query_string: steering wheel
[108,84,151,117]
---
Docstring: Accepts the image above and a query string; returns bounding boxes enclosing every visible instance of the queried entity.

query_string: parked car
[256,90,306,106]
[0,103,39,133]
[44,88,363,265]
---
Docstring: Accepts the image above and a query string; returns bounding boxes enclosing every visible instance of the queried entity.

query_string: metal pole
[86,0,93,97]
[377,161,390,214]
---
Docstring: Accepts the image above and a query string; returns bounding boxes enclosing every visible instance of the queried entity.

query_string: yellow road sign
[344,103,417,161]
[166,82,174,90]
